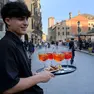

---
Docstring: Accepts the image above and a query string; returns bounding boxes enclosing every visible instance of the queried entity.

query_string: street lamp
[77,21,81,39]
[77,21,82,50]
[77,21,81,34]
[77,21,80,26]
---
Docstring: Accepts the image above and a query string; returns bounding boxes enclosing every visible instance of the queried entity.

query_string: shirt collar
[5,31,24,45]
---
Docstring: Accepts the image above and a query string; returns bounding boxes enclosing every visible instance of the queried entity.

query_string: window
[91,23,93,26]
[68,32,70,35]
[62,27,64,29]
[67,32,70,35]
[88,27,91,30]
[58,27,60,29]
[67,27,70,29]
[58,32,60,36]
[50,36,52,40]
[31,19,34,29]
[31,4,33,15]
[62,32,64,35]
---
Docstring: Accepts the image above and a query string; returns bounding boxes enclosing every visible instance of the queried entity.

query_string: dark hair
[71,38,74,40]
[1,1,31,22]
[51,41,55,44]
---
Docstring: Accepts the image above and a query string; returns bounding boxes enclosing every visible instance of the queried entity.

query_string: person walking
[56,41,58,49]
[0,1,54,94]
[27,40,35,65]
[69,38,75,65]
[78,37,82,50]
[28,40,35,54]
[24,34,29,50]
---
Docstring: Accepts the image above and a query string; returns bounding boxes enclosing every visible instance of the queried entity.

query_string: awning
[75,32,89,36]
[67,35,76,39]
[87,28,94,34]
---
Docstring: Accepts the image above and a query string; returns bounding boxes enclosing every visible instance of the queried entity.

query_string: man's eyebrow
[17,16,28,19]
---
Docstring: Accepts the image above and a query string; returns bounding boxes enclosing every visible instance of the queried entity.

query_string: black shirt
[69,40,75,56]
[0,31,43,94]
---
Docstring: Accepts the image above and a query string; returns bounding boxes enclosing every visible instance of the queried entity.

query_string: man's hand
[35,71,55,83]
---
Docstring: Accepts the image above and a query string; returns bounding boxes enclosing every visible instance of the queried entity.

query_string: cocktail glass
[47,52,53,66]
[53,52,65,70]
[38,52,48,68]
[64,51,72,69]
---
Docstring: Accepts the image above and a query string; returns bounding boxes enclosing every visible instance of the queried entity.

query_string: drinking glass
[64,51,72,69]
[47,52,53,66]
[53,52,65,69]
[46,45,55,66]
[38,52,48,68]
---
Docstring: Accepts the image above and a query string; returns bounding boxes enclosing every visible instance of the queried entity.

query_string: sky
[41,0,94,35]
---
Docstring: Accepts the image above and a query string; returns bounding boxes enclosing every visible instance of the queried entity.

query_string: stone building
[24,0,42,44]
[48,12,94,42]
[42,33,46,42]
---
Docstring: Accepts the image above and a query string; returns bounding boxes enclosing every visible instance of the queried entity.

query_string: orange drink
[64,52,72,60]
[39,53,48,62]
[47,53,53,60]
[53,53,65,62]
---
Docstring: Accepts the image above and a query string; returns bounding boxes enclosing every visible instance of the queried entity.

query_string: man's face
[5,17,29,36]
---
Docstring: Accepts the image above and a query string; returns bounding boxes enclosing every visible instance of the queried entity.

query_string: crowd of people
[63,37,94,53]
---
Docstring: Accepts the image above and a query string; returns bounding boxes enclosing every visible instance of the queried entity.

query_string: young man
[0,1,54,94]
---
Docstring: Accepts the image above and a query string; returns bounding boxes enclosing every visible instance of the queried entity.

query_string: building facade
[24,0,42,44]
[42,33,46,42]
[48,19,72,42]
[0,0,9,39]
[48,17,55,28]
[48,13,94,42]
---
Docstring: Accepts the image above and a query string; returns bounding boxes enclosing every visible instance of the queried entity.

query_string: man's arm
[3,71,54,94]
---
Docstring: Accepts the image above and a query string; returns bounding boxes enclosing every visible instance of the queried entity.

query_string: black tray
[36,65,77,75]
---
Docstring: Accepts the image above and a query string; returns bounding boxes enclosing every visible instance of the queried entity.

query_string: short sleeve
[0,43,20,93]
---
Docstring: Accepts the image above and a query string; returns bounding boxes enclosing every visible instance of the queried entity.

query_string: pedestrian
[56,41,58,49]
[0,1,54,94]
[28,40,35,54]
[39,42,42,49]
[44,42,47,50]
[78,37,82,50]
[69,38,75,65]
[48,42,50,48]
[28,40,35,64]
[24,34,29,50]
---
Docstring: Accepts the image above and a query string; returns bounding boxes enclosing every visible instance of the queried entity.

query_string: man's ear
[5,18,11,26]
